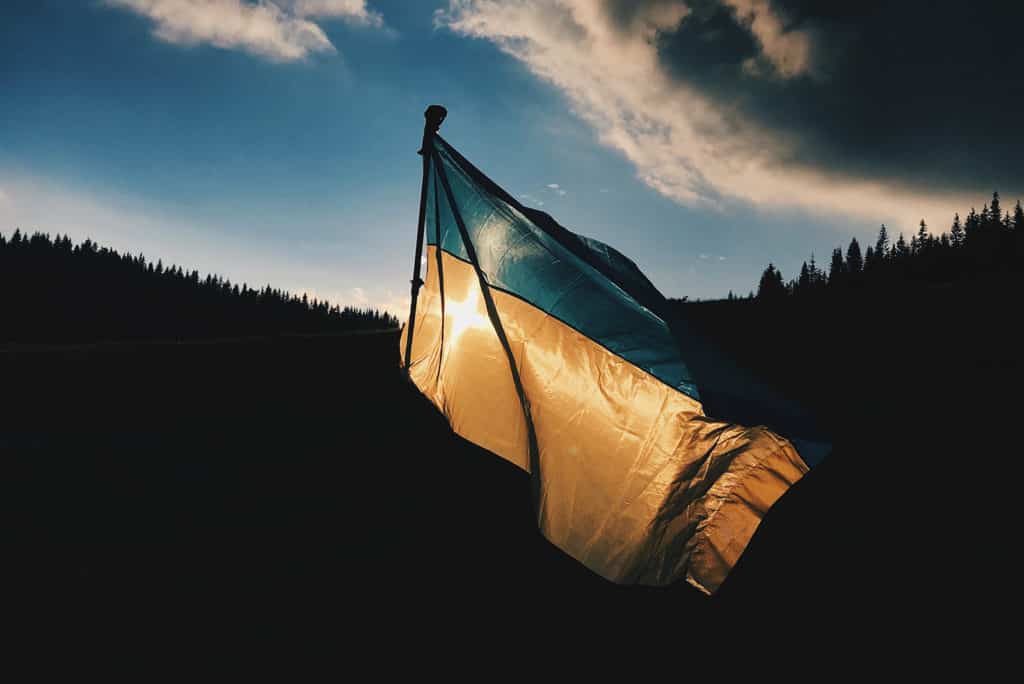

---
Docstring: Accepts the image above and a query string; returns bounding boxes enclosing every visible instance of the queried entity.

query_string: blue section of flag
[427,136,699,399]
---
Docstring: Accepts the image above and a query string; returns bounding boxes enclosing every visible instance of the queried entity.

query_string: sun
[445,283,490,346]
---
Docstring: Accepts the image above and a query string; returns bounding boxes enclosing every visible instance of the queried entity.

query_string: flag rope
[432,175,447,383]
[432,153,544,508]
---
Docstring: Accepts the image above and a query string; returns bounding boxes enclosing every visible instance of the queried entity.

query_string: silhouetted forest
[749,192,1023,301]
[0,230,399,343]
[668,191,1022,480]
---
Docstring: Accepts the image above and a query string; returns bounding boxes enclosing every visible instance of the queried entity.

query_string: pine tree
[875,224,889,260]
[757,265,772,299]
[757,264,786,301]
[808,253,822,288]
[989,192,1002,229]
[895,233,908,259]
[950,213,964,248]
[1015,200,1024,268]
[965,208,979,243]
[829,247,845,286]
[846,237,863,275]
[916,219,929,251]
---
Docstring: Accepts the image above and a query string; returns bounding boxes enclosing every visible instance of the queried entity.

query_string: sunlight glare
[446,284,490,345]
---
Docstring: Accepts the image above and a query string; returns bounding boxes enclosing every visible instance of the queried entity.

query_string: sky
[2,0,1022,316]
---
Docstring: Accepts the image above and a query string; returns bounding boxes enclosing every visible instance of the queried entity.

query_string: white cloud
[350,286,369,306]
[104,0,384,62]
[722,0,811,78]
[546,183,560,189]
[381,288,411,321]
[557,189,567,196]
[288,0,382,26]
[437,1,972,228]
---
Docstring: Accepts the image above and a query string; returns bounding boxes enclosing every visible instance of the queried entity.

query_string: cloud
[350,286,369,306]
[381,288,411,321]
[520,192,546,206]
[546,183,560,189]
[720,0,811,78]
[518,192,544,206]
[438,1,1018,228]
[104,0,384,62]
[288,0,382,26]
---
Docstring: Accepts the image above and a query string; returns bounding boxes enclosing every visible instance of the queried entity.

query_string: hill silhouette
[0,230,397,343]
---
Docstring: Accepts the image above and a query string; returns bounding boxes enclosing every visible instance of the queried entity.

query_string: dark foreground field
[1,318,1014,664]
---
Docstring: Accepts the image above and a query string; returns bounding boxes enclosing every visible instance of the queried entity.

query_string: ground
[1,317,1013,663]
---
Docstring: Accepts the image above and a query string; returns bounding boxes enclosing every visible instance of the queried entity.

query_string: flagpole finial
[424,104,447,133]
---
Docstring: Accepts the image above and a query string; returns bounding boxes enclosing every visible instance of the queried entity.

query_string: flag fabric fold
[400,133,812,594]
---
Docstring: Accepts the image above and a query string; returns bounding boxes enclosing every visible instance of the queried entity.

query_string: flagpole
[403,104,447,373]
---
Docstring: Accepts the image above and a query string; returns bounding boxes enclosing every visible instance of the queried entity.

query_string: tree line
[0,230,399,343]
[753,192,1024,301]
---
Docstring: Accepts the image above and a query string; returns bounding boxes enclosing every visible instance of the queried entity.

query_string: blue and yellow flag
[401,132,814,595]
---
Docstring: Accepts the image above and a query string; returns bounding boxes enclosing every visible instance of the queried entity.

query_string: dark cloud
[628,0,1024,198]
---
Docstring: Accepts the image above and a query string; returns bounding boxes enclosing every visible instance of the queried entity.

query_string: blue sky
[2,1,1005,315]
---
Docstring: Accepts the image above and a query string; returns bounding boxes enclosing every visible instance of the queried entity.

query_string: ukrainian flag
[401,130,815,595]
